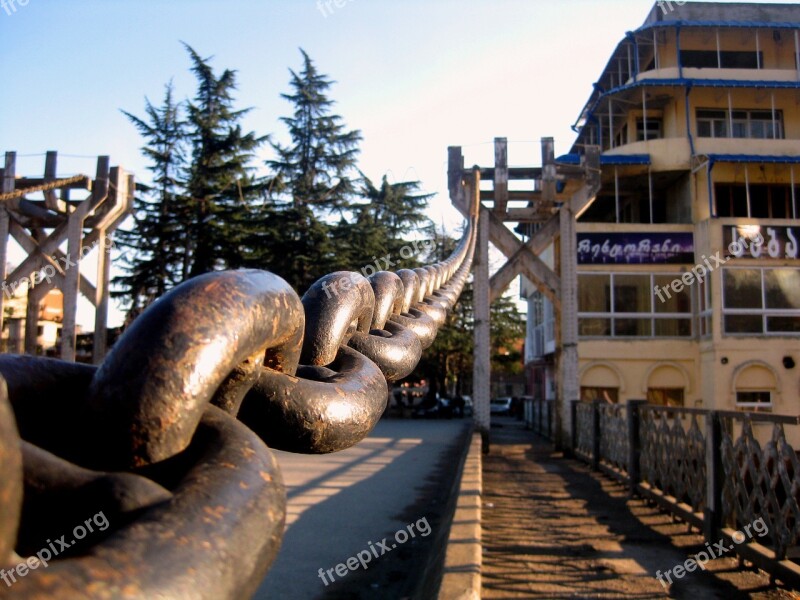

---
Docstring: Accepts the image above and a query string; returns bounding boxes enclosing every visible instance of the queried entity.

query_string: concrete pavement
[481,417,798,599]
[253,417,470,600]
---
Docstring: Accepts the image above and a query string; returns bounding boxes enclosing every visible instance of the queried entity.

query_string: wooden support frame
[449,140,600,448]
[1,151,133,362]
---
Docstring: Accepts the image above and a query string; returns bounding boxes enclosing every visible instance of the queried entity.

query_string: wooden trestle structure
[0,152,133,363]
[448,138,600,446]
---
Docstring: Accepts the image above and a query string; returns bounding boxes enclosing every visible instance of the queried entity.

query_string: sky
[1,0,796,328]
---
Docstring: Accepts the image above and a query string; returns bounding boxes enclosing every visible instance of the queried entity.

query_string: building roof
[569,2,800,153]
[642,2,800,26]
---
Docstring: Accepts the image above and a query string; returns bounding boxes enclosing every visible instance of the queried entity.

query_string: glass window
[614,318,651,337]
[722,267,800,335]
[724,314,763,334]
[765,269,800,310]
[578,273,692,339]
[723,269,762,309]
[579,275,611,312]
[580,387,618,403]
[767,316,800,333]
[736,391,771,411]
[653,274,690,313]
[647,388,685,407]
[613,275,651,313]
[636,118,662,141]
[654,319,692,337]
[696,108,783,140]
[579,318,611,337]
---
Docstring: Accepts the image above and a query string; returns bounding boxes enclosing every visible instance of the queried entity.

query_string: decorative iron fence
[567,400,800,588]
[524,398,556,440]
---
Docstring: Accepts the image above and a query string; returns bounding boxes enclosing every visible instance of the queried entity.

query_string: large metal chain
[0,217,476,599]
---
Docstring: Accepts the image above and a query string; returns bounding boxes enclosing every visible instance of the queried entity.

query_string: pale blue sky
[1,0,795,326]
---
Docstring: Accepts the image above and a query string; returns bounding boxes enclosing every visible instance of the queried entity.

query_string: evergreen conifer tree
[183,43,266,277]
[115,82,187,318]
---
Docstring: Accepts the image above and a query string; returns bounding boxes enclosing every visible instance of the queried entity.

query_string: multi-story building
[524,2,800,417]
[1,271,63,354]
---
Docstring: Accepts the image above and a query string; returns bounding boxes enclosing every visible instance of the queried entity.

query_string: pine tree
[267,49,362,212]
[115,82,187,318]
[245,49,361,293]
[183,43,266,277]
[326,175,434,273]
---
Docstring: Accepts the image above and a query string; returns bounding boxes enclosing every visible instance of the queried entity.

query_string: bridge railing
[556,399,800,587]
[0,215,478,599]
[523,398,556,440]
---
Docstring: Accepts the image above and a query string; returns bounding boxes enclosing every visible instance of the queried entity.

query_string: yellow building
[1,271,63,354]
[525,2,800,417]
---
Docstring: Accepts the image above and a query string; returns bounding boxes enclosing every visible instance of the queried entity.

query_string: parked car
[490,397,513,416]
[461,395,473,417]
[413,397,453,419]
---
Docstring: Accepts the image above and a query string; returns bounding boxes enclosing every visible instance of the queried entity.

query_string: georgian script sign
[722,226,799,259]
[577,232,694,264]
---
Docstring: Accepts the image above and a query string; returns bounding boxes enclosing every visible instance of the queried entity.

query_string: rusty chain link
[0,218,476,599]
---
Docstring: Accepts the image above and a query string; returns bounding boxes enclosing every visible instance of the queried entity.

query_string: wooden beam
[44,151,60,211]
[493,138,508,214]
[448,146,468,216]
[61,156,110,361]
[490,247,560,306]
[480,190,543,202]
[0,153,14,344]
[470,168,490,439]
[541,137,556,204]
[504,208,556,222]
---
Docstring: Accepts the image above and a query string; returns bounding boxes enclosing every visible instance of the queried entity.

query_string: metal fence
[524,397,556,441]
[561,399,800,588]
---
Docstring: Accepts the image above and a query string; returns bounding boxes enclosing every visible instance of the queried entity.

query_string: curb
[437,431,482,600]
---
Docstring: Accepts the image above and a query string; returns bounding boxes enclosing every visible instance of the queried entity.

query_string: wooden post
[61,156,109,361]
[93,167,127,363]
[555,136,579,450]
[704,411,724,543]
[567,400,578,458]
[471,167,491,448]
[592,400,601,470]
[0,153,15,349]
[627,399,647,496]
[493,138,508,214]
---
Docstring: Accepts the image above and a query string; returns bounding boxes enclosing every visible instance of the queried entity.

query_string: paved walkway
[253,418,470,600]
[481,418,799,600]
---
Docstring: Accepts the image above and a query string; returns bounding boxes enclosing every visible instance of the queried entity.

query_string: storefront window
[722,268,800,335]
[580,387,618,403]
[578,273,692,338]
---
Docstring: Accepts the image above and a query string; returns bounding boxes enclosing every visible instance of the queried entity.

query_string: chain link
[0,218,476,598]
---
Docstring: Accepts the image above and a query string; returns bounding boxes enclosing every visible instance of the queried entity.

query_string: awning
[557,153,651,166]
[706,154,800,165]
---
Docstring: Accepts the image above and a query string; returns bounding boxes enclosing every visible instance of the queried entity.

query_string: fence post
[704,410,723,544]
[566,400,578,457]
[591,400,601,470]
[546,401,551,440]
[627,399,647,497]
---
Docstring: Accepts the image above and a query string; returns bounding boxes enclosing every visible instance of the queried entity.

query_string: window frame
[696,108,784,140]
[578,272,693,339]
[721,267,800,336]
